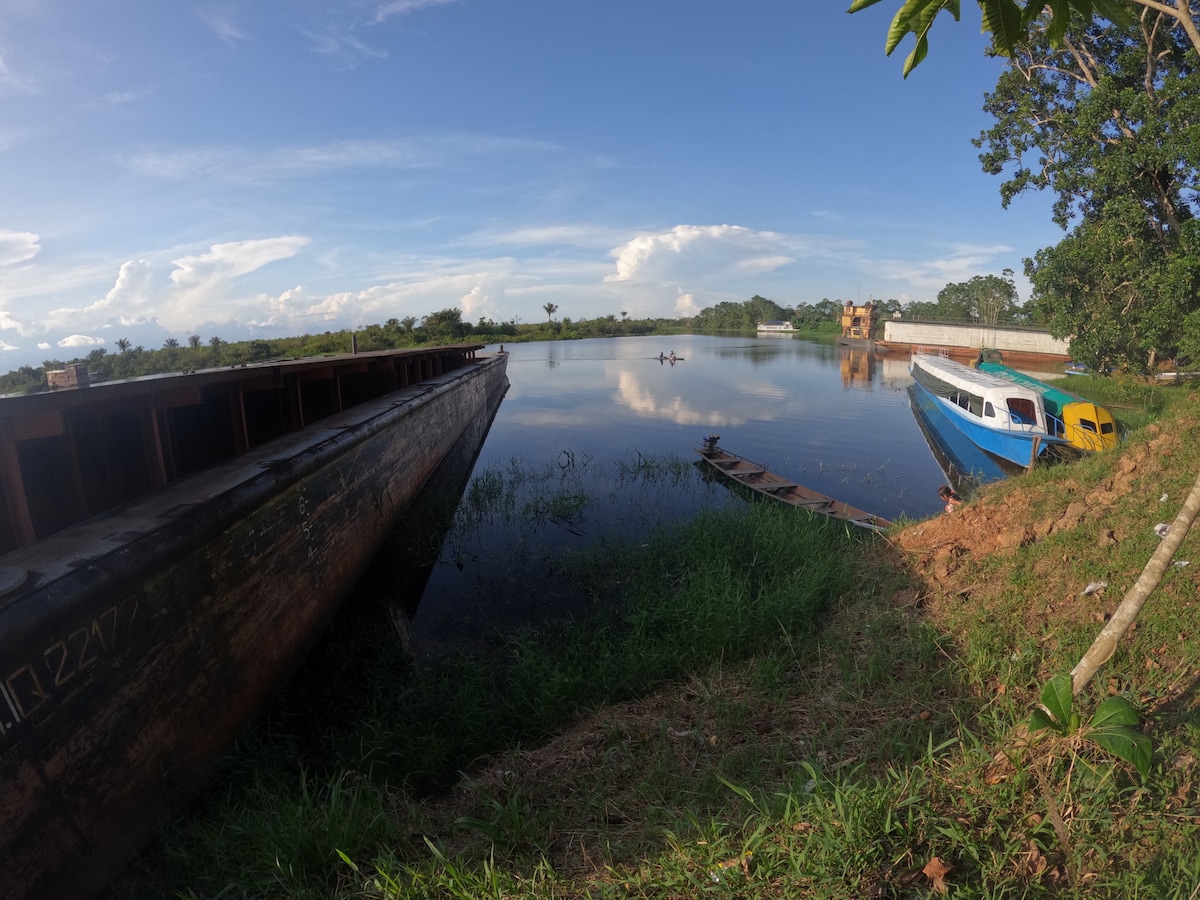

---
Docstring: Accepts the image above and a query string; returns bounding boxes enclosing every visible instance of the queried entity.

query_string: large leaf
[1089,725,1152,777]
[1090,0,1135,29]
[846,0,886,11]
[1029,706,1062,734]
[1039,673,1074,728]
[1090,695,1140,729]
[980,0,1025,57]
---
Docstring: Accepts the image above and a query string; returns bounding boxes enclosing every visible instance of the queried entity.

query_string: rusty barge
[0,344,509,900]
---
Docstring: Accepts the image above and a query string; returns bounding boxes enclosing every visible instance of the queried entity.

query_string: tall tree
[543,302,558,322]
[187,334,201,350]
[976,11,1200,370]
[936,272,1019,325]
[115,337,130,353]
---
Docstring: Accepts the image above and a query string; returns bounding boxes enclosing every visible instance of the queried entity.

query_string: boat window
[1007,397,1037,425]
[1101,422,1115,434]
[984,401,995,418]
[1079,418,1097,433]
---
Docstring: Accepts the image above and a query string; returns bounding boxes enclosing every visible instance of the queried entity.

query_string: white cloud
[157,237,310,330]
[877,243,1015,293]
[606,225,798,285]
[57,334,105,349]
[675,290,700,318]
[0,231,40,265]
[0,310,32,336]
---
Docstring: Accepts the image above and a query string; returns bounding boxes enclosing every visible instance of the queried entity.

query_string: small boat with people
[909,351,1069,469]
[696,435,892,532]
[975,351,1118,452]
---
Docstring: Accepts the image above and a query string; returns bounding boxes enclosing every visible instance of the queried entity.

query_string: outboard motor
[702,433,721,451]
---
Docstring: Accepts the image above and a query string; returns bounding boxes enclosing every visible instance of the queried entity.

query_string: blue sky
[0,0,1065,369]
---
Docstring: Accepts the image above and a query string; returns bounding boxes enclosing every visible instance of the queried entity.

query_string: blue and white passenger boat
[909,352,1069,468]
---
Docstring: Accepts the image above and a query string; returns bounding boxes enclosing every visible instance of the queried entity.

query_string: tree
[401,316,418,333]
[422,308,469,339]
[936,272,1019,325]
[188,335,201,350]
[163,337,180,349]
[115,337,131,353]
[543,302,558,322]
[977,12,1200,370]
[847,0,1200,78]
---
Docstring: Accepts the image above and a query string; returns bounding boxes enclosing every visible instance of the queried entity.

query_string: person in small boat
[937,484,963,512]
[669,350,677,361]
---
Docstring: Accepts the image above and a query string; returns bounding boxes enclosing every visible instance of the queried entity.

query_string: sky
[0,0,1068,370]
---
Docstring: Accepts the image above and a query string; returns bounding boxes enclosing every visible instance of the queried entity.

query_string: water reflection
[394,335,970,651]
[839,347,875,388]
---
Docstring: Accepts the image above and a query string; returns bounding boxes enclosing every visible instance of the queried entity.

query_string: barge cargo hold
[0,345,508,900]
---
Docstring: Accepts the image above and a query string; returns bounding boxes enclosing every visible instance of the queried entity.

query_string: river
[386,333,965,654]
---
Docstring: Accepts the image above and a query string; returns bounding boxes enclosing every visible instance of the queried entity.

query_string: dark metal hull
[0,352,508,900]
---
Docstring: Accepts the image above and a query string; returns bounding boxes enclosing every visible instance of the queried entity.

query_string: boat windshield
[1006,397,1038,425]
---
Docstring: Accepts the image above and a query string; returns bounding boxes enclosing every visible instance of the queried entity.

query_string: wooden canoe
[696,445,892,532]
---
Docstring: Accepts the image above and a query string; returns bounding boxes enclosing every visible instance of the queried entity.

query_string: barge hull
[0,352,508,900]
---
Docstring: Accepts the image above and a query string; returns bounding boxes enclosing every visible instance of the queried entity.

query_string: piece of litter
[1081,581,1107,596]
[1160,493,1169,502]
[1174,560,1190,568]
[1154,523,1171,538]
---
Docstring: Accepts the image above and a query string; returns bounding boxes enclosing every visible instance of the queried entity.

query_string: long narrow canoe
[696,443,892,532]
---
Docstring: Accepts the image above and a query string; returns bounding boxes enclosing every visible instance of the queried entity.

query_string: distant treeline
[0,281,1035,395]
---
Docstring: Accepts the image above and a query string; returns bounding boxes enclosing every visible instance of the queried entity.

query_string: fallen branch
[1070,470,1200,695]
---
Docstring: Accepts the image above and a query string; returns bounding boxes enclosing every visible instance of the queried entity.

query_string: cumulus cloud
[0,231,40,265]
[674,290,700,318]
[58,334,105,349]
[154,236,311,330]
[459,284,492,320]
[606,225,796,285]
[44,259,154,330]
[0,311,31,335]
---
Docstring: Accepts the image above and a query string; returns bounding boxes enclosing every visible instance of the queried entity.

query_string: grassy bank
[114,381,1199,899]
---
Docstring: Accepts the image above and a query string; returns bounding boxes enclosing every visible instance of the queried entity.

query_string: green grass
[110,383,1200,900]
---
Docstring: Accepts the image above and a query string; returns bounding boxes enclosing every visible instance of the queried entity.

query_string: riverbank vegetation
[1,282,1065,396]
[111,378,1199,899]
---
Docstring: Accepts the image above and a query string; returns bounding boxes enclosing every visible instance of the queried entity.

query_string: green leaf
[1029,706,1062,734]
[980,0,1025,57]
[1039,674,1074,728]
[1090,695,1140,729]
[846,0,886,12]
[1089,0,1135,29]
[1089,725,1153,777]
[1043,0,1073,48]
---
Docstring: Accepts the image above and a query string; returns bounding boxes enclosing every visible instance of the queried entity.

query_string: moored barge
[0,344,508,900]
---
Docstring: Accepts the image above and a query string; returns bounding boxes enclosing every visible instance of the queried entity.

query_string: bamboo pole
[1070,469,1200,695]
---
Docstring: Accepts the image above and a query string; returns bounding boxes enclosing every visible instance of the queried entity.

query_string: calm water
[403,333,954,650]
